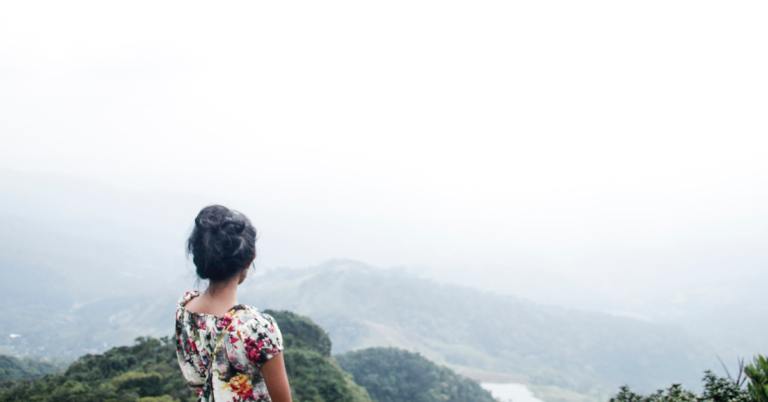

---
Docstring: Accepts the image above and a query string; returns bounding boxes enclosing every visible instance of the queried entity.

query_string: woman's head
[187,205,257,282]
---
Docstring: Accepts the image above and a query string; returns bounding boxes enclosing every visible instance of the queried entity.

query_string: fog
[1,1,767,357]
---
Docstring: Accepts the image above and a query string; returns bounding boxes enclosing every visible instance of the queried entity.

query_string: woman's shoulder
[176,291,201,309]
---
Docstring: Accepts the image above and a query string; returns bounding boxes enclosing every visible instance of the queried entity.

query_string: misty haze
[1,2,767,402]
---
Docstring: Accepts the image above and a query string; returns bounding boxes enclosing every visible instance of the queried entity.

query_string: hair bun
[187,205,257,282]
[221,219,245,235]
[196,215,222,231]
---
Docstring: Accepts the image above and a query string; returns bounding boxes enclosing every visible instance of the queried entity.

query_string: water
[481,383,546,402]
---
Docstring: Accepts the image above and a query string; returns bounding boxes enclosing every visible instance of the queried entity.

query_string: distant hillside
[0,354,66,382]
[338,347,496,402]
[0,213,187,358]
[0,169,203,357]
[241,260,719,399]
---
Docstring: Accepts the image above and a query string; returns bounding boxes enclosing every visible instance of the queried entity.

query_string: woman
[175,205,292,402]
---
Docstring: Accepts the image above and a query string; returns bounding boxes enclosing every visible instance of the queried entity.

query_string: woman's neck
[186,279,240,317]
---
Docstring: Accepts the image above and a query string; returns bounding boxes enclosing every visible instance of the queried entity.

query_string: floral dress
[175,291,284,402]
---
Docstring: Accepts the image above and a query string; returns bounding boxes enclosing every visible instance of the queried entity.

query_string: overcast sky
[1,1,766,284]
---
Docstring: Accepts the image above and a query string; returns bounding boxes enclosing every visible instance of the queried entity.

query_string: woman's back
[176,205,291,402]
[176,291,284,402]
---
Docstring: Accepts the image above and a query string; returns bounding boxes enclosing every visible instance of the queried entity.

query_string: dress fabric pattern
[175,291,284,402]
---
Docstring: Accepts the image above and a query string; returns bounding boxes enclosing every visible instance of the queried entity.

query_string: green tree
[611,368,755,402]
[337,347,496,402]
[266,309,332,357]
[700,370,751,402]
[266,309,373,402]
[611,384,697,402]
[0,337,194,402]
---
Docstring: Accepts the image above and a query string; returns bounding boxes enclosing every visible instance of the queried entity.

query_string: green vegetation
[611,383,698,402]
[0,309,497,402]
[0,336,192,402]
[336,347,496,402]
[265,310,373,402]
[0,311,374,402]
[745,355,768,402]
[266,309,332,357]
[610,357,768,402]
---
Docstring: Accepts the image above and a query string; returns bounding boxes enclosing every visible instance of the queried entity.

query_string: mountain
[240,261,720,399]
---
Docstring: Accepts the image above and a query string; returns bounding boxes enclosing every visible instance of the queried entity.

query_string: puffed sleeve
[242,312,284,367]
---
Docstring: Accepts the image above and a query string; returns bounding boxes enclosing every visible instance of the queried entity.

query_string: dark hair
[187,205,257,282]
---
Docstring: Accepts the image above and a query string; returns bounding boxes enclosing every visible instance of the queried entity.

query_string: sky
[1,1,767,328]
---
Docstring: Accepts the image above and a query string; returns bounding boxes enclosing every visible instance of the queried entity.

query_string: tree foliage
[265,310,332,358]
[265,309,372,402]
[336,347,496,402]
[0,336,192,402]
[0,310,374,402]
[745,355,768,402]
[610,369,755,402]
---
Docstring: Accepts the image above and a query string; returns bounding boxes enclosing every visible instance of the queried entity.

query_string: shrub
[745,355,768,402]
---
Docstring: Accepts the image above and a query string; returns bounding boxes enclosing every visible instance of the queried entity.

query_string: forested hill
[241,261,719,399]
[338,347,496,402]
[0,310,495,402]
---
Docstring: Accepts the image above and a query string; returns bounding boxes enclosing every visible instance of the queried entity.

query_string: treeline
[338,347,496,402]
[610,356,768,402]
[265,310,373,402]
[0,310,495,402]
[0,336,193,402]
